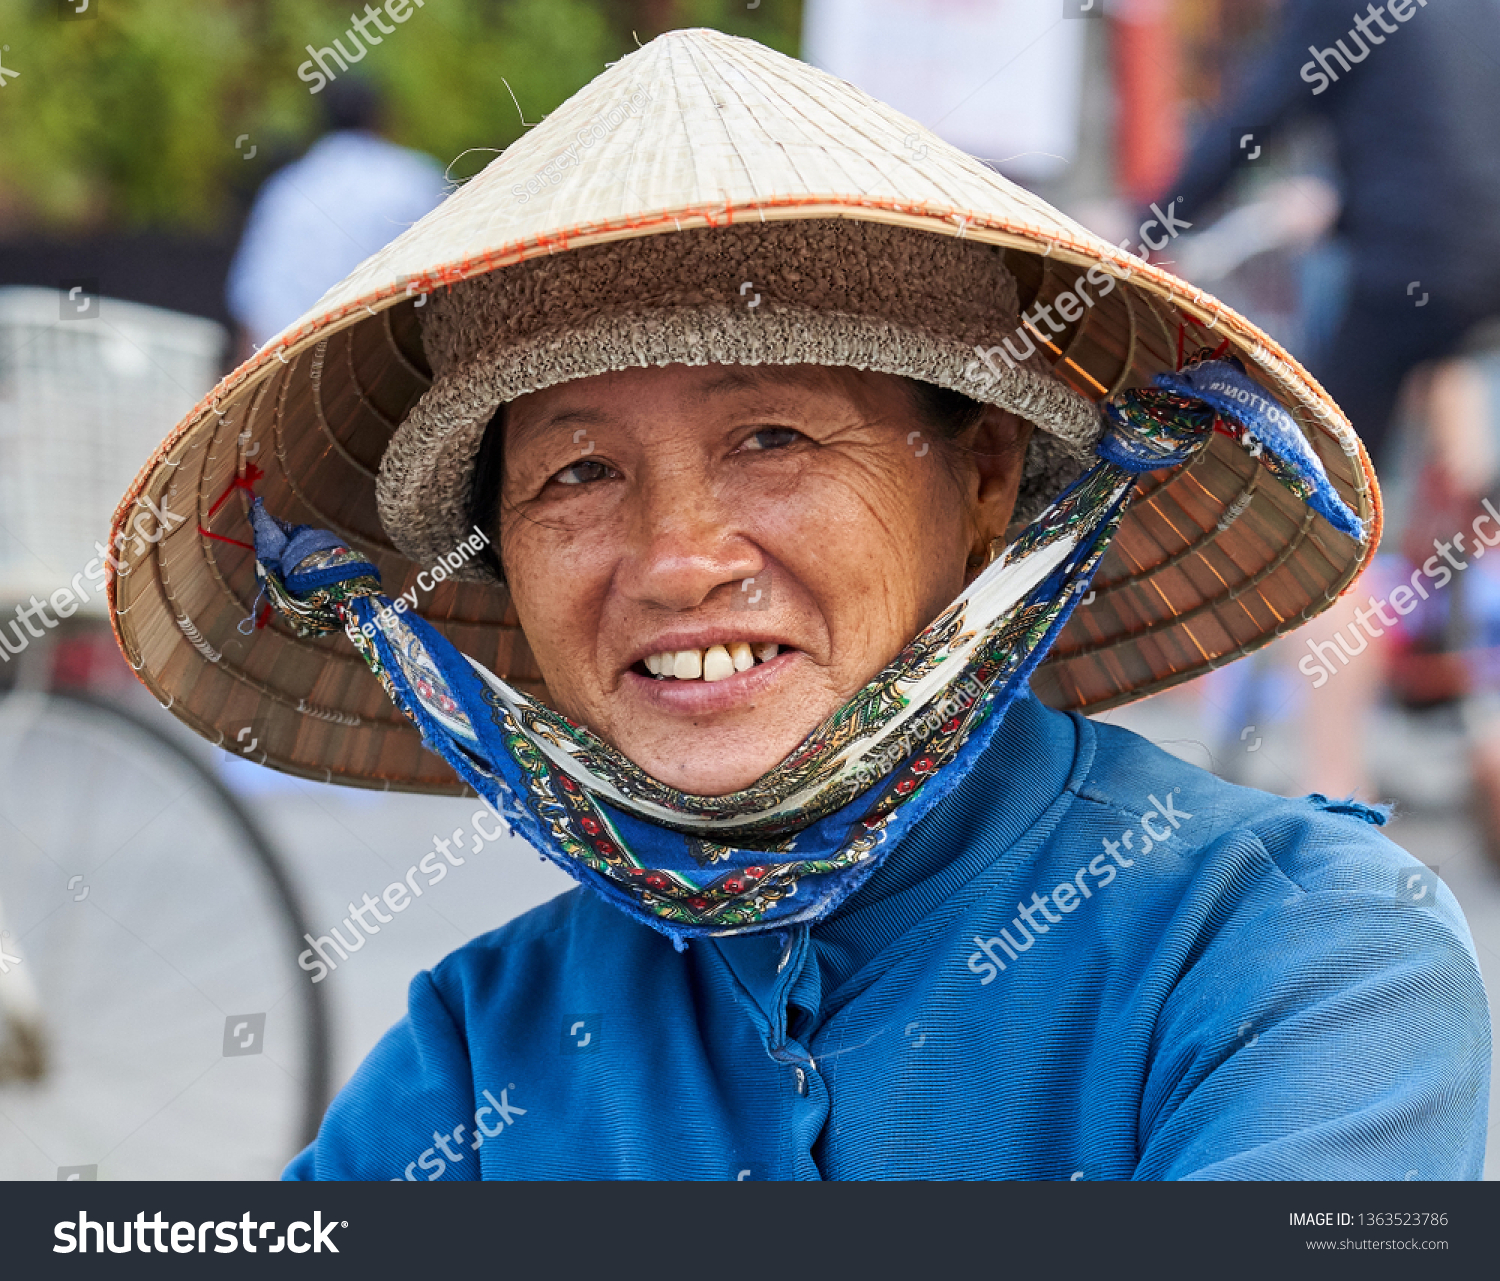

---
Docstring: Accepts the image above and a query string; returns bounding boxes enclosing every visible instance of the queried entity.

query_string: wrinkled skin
[495,363,1031,796]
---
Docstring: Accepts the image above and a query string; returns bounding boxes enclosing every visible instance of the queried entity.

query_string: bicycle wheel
[0,688,330,1180]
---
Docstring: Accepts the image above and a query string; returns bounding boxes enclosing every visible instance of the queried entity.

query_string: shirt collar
[809,692,1079,1008]
[711,691,1080,1025]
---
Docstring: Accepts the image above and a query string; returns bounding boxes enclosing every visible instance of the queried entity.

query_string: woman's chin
[586,651,837,796]
[609,723,818,798]
[651,756,780,798]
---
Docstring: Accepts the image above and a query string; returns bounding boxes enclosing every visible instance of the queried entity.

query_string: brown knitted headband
[376,219,1104,577]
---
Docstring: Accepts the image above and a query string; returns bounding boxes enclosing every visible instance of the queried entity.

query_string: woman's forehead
[505,364,908,437]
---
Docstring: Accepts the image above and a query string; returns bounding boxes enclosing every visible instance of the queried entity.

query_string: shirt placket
[713,923,831,1179]
[770,927,829,1175]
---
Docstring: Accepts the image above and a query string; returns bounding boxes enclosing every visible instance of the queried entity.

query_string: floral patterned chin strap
[250,352,1361,949]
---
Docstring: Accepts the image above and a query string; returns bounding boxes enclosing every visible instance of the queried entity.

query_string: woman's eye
[551,459,617,486]
[741,427,803,452]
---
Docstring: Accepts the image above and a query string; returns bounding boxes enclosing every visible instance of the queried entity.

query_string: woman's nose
[617,472,761,611]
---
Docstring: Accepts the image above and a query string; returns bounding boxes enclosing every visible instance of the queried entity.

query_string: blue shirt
[285,693,1491,1180]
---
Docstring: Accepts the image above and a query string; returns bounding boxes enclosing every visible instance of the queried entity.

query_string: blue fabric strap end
[249,497,380,590]
[1157,361,1365,544]
[1096,412,1201,474]
[248,497,291,568]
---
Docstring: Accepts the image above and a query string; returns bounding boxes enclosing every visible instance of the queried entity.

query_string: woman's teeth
[643,642,781,682]
[702,646,734,682]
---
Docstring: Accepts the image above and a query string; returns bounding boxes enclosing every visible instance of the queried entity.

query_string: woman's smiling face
[495,363,1029,796]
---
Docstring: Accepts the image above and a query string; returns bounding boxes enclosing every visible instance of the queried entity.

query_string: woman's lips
[623,647,800,712]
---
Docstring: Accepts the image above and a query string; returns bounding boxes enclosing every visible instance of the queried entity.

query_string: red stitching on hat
[206,461,265,519]
[198,528,255,551]
[197,461,265,551]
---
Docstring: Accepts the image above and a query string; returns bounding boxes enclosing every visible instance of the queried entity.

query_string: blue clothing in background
[227,131,447,348]
[286,693,1490,1180]
[1159,0,1500,461]
[1168,0,1500,309]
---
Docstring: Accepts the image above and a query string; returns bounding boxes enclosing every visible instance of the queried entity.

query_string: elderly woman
[111,31,1488,1180]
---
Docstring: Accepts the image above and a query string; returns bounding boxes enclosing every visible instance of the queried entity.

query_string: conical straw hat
[108,28,1378,794]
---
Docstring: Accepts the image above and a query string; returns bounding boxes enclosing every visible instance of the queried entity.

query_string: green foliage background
[0,0,803,231]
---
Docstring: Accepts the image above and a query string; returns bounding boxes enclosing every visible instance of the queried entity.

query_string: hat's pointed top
[314,26,1083,324]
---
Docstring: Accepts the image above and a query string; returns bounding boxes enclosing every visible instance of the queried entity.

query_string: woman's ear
[965,406,1033,564]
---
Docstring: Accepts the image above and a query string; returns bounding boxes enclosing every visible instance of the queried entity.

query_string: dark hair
[322,78,383,134]
[904,379,988,442]
[468,403,509,582]
[463,377,992,584]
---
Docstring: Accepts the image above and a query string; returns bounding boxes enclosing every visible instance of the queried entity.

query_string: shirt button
[794,1067,808,1096]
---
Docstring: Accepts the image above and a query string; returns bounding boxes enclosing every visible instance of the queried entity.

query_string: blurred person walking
[1159,0,1500,466]
[227,79,447,359]
[1147,0,1500,820]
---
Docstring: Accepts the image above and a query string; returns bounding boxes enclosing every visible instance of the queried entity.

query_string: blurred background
[0,0,1496,1179]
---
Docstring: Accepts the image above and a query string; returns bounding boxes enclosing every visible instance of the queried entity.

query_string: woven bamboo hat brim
[109,28,1379,795]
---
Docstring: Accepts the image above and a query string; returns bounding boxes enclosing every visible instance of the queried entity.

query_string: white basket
[0,288,226,615]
